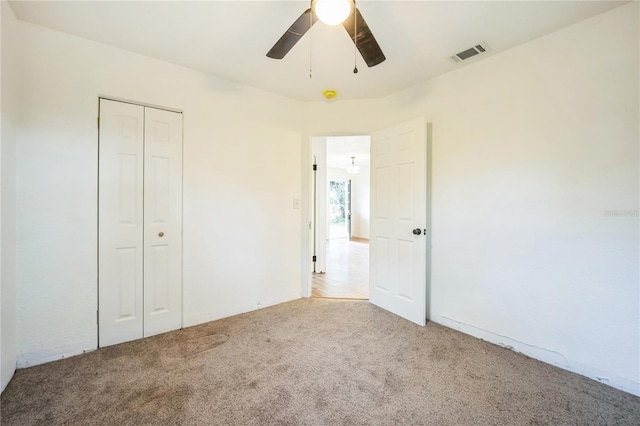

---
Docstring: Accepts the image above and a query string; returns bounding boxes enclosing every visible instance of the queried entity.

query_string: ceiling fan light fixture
[266,0,385,68]
[314,0,353,26]
[346,156,360,174]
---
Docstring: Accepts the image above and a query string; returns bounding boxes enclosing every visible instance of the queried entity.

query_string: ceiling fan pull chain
[353,0,358,74]
[310,1,313,78]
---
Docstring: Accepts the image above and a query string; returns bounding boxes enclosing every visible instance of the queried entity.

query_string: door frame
[303,123,433,320]
[310,135,370,275]
[311,138,328,273]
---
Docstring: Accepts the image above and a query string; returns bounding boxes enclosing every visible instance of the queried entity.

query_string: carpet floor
[1,298,639,425]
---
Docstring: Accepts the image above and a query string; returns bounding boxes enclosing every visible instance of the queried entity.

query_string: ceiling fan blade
[342,8,386,67]
[267,8,318,59]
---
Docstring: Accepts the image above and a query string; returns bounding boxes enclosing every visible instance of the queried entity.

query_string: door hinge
[312,255,317,262]
[313,164,317,171]
[97,117,100,129]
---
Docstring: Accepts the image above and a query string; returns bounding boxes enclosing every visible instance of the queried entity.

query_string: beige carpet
[1,299,639,425]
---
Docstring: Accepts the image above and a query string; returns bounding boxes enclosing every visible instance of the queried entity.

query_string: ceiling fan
[266,0,386,68]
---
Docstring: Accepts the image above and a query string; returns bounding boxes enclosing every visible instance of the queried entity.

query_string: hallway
[312,238,369,299]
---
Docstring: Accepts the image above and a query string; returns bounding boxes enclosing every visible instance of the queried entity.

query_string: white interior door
[98,99,145,346]
[99,99,183,347]
[370,117,427,326]
[143,107,183,337]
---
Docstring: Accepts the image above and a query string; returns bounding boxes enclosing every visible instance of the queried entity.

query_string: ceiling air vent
[449,43,490,63]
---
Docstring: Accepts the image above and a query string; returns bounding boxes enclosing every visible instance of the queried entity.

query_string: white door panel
[98,99,145,346]
[143,107,183,338]
[370,117,427,326]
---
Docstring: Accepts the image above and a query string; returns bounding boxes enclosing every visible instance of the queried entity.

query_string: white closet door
[98,99,145,346]
[143,107,183,337]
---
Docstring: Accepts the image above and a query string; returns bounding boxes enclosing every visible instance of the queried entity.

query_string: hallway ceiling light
[346,156,360,174]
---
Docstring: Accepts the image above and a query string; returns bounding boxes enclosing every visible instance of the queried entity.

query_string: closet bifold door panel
[98,100,145,347]
[98,98,183,348]
[143,107,183,338]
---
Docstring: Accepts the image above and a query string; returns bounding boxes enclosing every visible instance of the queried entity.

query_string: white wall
[1,0,18,393]
[12,17,304,367]
[303,3,639,395]
[350,163,370,240]
[6,0,639,399]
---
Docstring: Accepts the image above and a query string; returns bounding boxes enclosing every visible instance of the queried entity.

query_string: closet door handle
[158,232,165,237]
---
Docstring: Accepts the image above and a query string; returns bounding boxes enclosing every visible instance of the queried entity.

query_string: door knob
[158,232,164,237]
[412,228,422,235]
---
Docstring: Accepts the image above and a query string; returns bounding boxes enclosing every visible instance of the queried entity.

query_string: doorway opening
[311,136,371,300]
[329,180,349,240]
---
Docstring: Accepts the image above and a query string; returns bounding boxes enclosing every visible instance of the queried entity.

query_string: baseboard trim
[431,313,640,397]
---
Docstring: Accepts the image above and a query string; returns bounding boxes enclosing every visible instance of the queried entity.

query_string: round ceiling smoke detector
[322,90,337,100]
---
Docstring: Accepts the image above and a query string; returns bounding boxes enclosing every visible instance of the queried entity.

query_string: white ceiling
[9,0,626,102]
[326,135,370,170]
